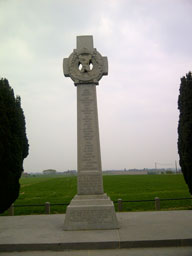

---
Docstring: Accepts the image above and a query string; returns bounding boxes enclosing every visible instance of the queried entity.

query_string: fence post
[155,197,160,210]
[45,202,50,214]
[8,203,14,216]
[117,199,123,212]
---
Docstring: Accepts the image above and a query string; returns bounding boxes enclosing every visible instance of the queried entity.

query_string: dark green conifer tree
[0,78,29,213]
[178,72,192,194]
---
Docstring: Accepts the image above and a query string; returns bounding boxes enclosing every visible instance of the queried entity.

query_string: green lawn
[1,174,191,215]
[103,174,191,211]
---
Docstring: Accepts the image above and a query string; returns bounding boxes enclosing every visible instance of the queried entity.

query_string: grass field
[1,174,192,216]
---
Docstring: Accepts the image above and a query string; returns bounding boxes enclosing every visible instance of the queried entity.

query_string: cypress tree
[0,78,29,213]
[178,72,192,194]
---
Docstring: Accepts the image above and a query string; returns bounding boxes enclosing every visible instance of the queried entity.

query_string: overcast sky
[1,0,192,172]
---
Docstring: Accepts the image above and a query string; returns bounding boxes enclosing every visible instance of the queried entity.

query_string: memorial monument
[63,35,118,230]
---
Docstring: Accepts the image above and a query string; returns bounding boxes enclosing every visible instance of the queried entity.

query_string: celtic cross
[63,35,108,85]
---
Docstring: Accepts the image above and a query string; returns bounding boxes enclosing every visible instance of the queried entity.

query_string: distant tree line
[43,169,57,175]
[0,78,29,213]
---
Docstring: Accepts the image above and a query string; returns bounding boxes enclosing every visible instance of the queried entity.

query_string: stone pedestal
[63,35,118,230]
[64,194,118,230]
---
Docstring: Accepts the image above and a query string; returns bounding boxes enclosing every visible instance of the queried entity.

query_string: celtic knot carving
[63,36,108,85]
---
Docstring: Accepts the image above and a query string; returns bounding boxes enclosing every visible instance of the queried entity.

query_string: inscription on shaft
[78,85,101,172]
[77,84,103,194]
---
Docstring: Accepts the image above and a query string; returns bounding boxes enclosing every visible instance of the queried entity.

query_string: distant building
[103,169,148,175]
[43,169,57,175]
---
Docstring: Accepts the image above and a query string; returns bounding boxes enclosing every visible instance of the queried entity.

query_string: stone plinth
[64,194,119,230]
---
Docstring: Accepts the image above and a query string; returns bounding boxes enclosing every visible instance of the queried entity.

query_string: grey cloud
[1,0,189,171]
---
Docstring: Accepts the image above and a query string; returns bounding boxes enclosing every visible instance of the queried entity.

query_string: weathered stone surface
[64,194,119,230]
[78,172,103,195]
[63,35,118,230]
[77,84,103,195]
[63,35,108,85]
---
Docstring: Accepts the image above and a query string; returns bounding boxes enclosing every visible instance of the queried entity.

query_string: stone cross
[63,35,108,85]
[63,35,118,230]
[64,36,107,195]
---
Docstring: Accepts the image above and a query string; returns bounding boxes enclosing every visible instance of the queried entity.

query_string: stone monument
[63,35,118,230]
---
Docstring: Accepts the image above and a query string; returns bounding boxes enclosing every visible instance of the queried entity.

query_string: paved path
[0,211,192,254]
[1,247,192,256]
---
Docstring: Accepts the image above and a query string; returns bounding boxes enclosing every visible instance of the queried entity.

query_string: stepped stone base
[64,194,119,230]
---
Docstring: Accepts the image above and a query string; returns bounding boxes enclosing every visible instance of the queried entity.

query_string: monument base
[64,194,119,230]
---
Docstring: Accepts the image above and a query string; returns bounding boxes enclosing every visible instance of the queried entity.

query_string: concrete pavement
[0,211,192,253]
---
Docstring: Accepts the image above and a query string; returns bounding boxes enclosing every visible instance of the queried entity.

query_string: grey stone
[77,84,103,195]
[63,35,118,230]
[63,35,108,85]
[64,194,119,230]
[77,35,93,53]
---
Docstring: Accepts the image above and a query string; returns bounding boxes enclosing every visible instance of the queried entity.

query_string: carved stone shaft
[77,84,103,195]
